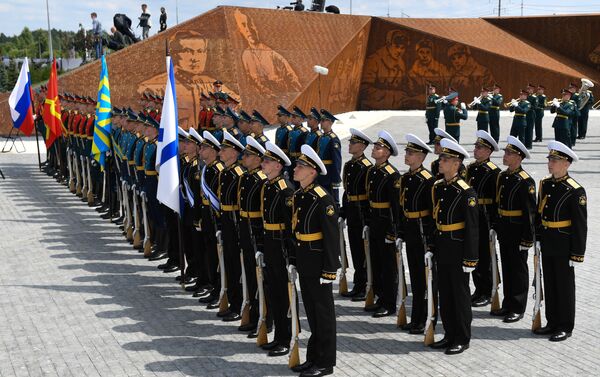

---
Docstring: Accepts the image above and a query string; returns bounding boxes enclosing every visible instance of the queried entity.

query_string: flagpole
[46,0,53,60]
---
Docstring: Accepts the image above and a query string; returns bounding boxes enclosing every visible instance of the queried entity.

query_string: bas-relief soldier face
[175,38,208,74]
[387,43,406,60]
[234,11,258,46]
[417,47,433,65]
[450,53,467,70]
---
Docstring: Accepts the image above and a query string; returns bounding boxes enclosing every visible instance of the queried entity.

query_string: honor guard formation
[35,78,588,376]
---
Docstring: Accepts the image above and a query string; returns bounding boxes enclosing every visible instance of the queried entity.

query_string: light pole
[176,0,179,24]
[46,0,53,60]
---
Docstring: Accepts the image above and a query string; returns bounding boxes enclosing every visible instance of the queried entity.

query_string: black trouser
[183,225,204,279]
[477,120,489,132]
[525,112,535,148]
[554,127,571,148]
[299,274,336,368]
[510,121,526,143]
[534,110,544,140]
[405,226,427,326]
[489,114,500,142]
[202,218,219,295]
[239,219,259,326]
[498,223,529,314]
[578,109,589,138]
[426,117,438,143]
[541,254,575,333]
[369,219,398,312]
[570,117,578,145]
[438,261,472,345]
[264,236,291,346]
[472,214,492,298]
[346,205,366,293]
[164,208,179,267]
[221,214,242,314]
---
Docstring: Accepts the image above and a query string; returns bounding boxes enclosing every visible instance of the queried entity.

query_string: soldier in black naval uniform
[466,130,501,307]
[289,144,339,377]
[259,141,295,357]
[274,105,293,154]
[431,128,466,180]
[339,128,373,301]
[429,138,478,355]
[489,84,503,142]
[534,141,587,342]
[491,136,536,323]
[237,136,268,335]
[216,130,247,321]
[366,131,401,318]
[196,131,226,307]
[425,84,442,144]
[397,134,435,334]
[508,89,530,145]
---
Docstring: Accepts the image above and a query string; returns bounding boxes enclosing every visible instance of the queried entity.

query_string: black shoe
[549,331,571,342]
[247,331,258,339]
[268,345,289,357]
[185,283,201,292]
[490,308,509,317]
[292,361,313,373]
[472,296,491,307]
[157,262,170,270]
[341,288,363,298]
[533,326,554,335]
[222,312,241,322]
[206,299,220,309]
[176,275,197,285]
[217,309,231,318]
[300,366,333,377]
[96,206,109,213]
[409,324,425,334]
[364,304,381,312]
[199,294,217,304]
[260,340,279,350]
[193,288,212,298]
[430,337,451,349]
[445,343,469,355]
[351,293,366,302]
[372,307,394,318]
[100,212,117,219]
[149,251,168,261]
[163,265,180,273]
[401,322,414,331]
[238,323,257,332]
[503,312,523,323]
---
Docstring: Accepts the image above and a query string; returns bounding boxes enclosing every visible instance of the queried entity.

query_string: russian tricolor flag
[8,57,35,136]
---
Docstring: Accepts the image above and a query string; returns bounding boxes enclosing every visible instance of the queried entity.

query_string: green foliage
[0,27,84,59]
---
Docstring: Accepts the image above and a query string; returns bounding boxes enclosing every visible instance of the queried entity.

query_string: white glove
[384,237,394,244]
[320,278,333,285]
[473,97,481,105]
[215,230,222,241]
[569,260,575,267]
[552,99,560,107]
[443,99,448,104]
[395,238,403,250]
[287,264,296,275]
[511,100,518,107]
[362,225,369,239]
[519,244,531,252]
[338,218,346,229]
[463,266,475,273]
[535,241,541,251]
[255,251,264,262]
[424,251,433,266]
[460,102,467,110]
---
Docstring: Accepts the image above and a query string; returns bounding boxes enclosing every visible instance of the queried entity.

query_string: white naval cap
[349,128,373,145]
[475,130,499,152]
[298,144,327,175]
[374,130,398,156]
[221,129,245,152]
[547,140,578,162]
[440,138,470,160]
[505,135,530,159]
[188,128,203,145]
[177,126,189,139]
[264,141,291,167]
[433,128,458,143]
[201,130,221,150]
[245,135,266,156]
[405,133,433,154]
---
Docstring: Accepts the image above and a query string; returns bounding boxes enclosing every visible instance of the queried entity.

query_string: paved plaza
[0,112,599,376]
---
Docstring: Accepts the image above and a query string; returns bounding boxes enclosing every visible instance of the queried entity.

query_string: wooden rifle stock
[363,226,374,308]
[531,241,543,332]
[338,219,348,295]
[489,229,501,312]
[288,267,300,369]
[216,231,229,313]
[396,241,407,327]
[256,253,268,346]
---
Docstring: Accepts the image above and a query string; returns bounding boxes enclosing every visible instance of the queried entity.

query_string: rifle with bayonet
[422,219,435,346]
[256,251,268,346]
[140,191,152,257]
[288,264,300,369]
[338,218,348,295]
[363,225,374,308]
[395,238,407,327]
[531,212,543,332]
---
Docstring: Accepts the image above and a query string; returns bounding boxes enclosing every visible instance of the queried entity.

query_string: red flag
[42,59,63,148]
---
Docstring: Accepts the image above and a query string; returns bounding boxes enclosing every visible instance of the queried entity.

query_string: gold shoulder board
[421,170,432,179]
[519,171,530,179]
[487,161,498,170]
[257,171,267,180]
[234,166,244,176]
[385,165,395,174]
[362,158,372,167]
[216,162,224,172]
[457,179,470,190]
[314,186,327,198]
[567,178,581,189]
[278,179,288,190]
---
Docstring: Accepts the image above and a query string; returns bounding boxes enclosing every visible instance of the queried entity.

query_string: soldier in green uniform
[550,89,576,148]
[288,144,339,377]
[443,92,468,143]
[425,84,442,144]
[428,138,478,355]
[470,87,491,132]
[534,141,587,342]
[491,136,536,323]
[525,83,537,149]
[534,85,547,142]
[466,130,501,307]
[489,84,503,142]
[567,82,581,146]
[577,86,594,140]
[508,89,530,144]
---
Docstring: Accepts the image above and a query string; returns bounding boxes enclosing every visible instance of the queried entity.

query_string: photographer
[138,4,151,40]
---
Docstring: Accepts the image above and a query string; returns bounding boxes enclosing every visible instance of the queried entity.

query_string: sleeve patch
[468,197,476,207]
[579,195,587,206]
[394,179,401,188]
[529,185,535,194]
[286,197,293,207]
[326,205,335,216]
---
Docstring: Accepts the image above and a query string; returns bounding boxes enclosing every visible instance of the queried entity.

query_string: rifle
[132,184,143,249]
[489,229,501,312]
[288,265,300,369]
[363,225,374,308]
[121,180,131,233]
[255,252,268,346]
[126,184,135,242]
[75,152,82,195]
[338,218,348,295]
[216,230,229,313]
[239,214,256,327]
[79,155,87,197]
[67,148,75,192]
[395,239,407,327]
[421,219,435,346]
[532,240,543,332]
[86,157,95,204]
[140,191,153,257]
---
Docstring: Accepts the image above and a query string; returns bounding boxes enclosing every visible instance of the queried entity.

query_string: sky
[2,0,600,37]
